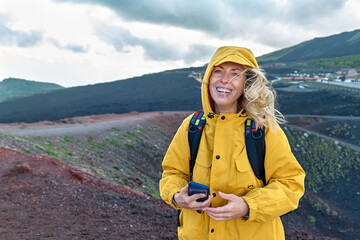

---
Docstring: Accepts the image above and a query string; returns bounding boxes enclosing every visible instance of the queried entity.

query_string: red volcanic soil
[0,149,330,240]
[0,146,177,239]
[0,111,350,240]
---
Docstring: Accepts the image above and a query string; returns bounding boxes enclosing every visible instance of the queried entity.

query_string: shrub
[307,215,316,223]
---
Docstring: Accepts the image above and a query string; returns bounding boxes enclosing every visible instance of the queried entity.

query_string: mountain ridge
[0,29,360,123]
[258,29,360,63]
[0,78,64,103]
[0,67,204,123]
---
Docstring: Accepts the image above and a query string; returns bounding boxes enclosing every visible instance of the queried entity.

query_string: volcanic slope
[0,111,359,239]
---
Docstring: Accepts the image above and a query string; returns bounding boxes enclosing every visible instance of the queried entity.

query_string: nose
[220,72,232,84]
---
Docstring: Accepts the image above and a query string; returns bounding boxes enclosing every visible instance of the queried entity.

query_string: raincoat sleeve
[242,126,305,222]
[159,116,192,209]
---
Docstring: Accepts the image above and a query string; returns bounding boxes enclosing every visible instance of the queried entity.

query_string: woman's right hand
[174,184,213,210]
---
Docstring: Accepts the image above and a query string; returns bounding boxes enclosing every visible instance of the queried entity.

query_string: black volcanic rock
[0,67,205,123]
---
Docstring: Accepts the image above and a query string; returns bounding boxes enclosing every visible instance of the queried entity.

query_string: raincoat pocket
[192,148,212,185]
[234,150,257,193]
[177,209,183,227]
[179,209,208,239]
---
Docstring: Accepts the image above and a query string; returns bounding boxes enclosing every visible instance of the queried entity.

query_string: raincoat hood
[201,46,259,117]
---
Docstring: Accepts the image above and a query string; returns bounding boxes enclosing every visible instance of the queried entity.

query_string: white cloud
[94,20,216,62]
[0,14,42,47]
[49,38,89,53]
[0,0,359,87]
[53,0,359,48]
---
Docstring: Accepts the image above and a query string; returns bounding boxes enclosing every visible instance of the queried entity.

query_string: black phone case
[188,181,210,202]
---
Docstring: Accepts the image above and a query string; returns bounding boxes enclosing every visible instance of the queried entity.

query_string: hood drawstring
[207,112,215,119]
[239,108,246,117]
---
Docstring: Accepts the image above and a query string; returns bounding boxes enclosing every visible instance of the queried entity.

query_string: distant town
[281,67,359,83]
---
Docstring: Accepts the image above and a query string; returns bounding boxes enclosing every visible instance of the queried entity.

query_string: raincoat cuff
[169,189,182,209]
[242,196,258,221]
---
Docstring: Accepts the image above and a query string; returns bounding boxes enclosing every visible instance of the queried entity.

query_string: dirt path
[285,114,360,120]
[0,111,352,239]
[2,112,358,151]
[286,124,360,150]
[0,111,191,137]
[0,112,186,239]
[285,115,360,150]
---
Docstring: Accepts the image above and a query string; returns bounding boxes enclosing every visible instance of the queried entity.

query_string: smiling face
[209,62,246,114]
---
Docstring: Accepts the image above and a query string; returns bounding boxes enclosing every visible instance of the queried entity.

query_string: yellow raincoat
[160,46,305,240]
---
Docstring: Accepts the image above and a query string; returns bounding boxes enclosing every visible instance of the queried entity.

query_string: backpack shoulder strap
[245,118,266,185]
[188,110,206,177]
[188,114,266,185]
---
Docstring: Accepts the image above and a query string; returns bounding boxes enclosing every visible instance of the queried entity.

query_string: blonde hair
[191,67,285,130]
[241,67,285,130]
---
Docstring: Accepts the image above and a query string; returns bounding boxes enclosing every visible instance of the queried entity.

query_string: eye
[232,73,240,78]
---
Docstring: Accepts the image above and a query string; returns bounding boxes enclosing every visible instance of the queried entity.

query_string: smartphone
[188,181,210,202]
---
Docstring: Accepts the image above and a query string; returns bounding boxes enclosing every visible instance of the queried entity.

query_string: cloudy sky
[0,0,359,87]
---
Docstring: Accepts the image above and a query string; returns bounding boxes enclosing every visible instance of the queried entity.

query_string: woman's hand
[202,192,249,221]
[174,184,213,210]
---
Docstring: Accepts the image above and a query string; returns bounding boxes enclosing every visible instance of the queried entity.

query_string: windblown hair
[191,67,285,130]
[241,67,285,130]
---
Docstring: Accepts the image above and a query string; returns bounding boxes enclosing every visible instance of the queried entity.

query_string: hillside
[0,112,359,239]
[1,67,360,123]
[0,78,64,102]
[0,146,176,239]
[0,67,205,123]
[273,81,360,116]
[258,29,360,63]
[306,54,360,71]
[0,29,359,123]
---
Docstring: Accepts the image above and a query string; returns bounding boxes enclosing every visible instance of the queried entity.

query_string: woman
[159,46,305,240]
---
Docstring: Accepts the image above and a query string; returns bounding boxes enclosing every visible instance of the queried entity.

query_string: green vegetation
[3,111,358,203]
[258,29,360,64]
[283,126,360,194]
[113,166,121,171]
[0,78,63,102]
[306,54,360,70]
[257,46,296,62]
[346,31,360,43]
[306,81,348,88]
[306,195,340,218]
[2,120,175,198]
[325,123,358,144]
[307,215,316,223]
[276,84,360,116]
[9,121,358,199]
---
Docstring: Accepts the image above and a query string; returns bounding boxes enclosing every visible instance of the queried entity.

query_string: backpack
[188,110,266,185]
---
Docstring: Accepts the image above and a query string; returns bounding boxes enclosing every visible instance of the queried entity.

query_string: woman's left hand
[202,192,249,221]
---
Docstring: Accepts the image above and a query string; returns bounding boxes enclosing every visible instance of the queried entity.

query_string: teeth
[217,88,231,93]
